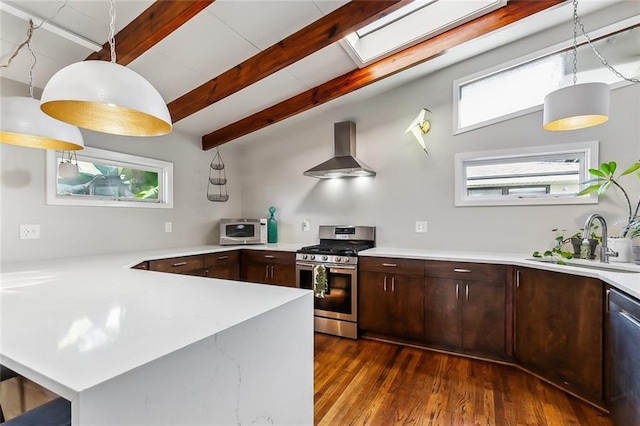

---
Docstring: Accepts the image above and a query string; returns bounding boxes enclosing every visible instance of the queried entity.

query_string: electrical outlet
[20,224,40,240]
[302,219,310,232]
[165,222,172,233]
[415,221,428,233]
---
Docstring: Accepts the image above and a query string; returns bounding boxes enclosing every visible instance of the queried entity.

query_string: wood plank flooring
[314,334,612,426]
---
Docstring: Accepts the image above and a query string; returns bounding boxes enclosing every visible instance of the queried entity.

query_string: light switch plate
[20,224,40,240]
[415,221,428,233]
[302,220,310,232]
[165,222,172,233]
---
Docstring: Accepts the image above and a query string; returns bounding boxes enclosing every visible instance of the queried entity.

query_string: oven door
[296,262,357,322]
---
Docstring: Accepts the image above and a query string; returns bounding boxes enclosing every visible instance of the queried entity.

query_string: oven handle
[296,262,356,270]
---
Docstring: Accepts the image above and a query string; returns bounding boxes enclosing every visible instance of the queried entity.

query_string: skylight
[341,0,507,68]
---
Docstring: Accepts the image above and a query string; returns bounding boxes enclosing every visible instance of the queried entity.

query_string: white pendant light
[542,0,639,131]
[1,96,84,150]
[405,108,431,154]
[543,82,609,131]
[40,0,172,137]
[0,20,84,151]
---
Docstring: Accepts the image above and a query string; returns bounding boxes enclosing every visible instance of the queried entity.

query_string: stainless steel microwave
[219,218,267,245]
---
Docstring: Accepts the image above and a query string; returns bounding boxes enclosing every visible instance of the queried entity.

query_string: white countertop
[0,244,308,398]
[3,242,640,398]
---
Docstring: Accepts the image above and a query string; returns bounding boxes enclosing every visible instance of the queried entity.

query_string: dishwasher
[607,288,640,426]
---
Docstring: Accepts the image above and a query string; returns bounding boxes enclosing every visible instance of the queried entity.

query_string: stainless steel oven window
[296,263,357,321]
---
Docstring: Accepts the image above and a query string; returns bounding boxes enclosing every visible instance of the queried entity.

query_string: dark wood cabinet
[424,262,506,359]
[359,257,425,341]
[203,251,239,280]
[148,255,204,276]
[515,267,603,406]
[241,250,296,287]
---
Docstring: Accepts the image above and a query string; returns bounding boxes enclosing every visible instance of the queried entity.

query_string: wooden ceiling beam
[86,0,215,65]
[202,0,563,150]
[168,0,409,123]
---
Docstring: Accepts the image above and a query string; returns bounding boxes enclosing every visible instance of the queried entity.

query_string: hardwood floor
[314,334,612,426]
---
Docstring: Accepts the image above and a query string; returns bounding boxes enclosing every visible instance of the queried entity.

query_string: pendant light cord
[573,0,640,84]
[0,0,70,96]
[109,0,117,63]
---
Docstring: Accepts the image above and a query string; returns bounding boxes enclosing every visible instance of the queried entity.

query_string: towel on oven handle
[313,264,328,298]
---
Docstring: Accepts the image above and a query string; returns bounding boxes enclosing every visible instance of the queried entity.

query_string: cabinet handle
[383,276,387,291]
[516,269,521,288]
[270,265,275,279]
[172,262,187,267]
[453,268,471,273]
[605,289,611,314]
[621,311,640,329]
[204,269,209,277]
[391,277,395,292]
[265,265,270,278]
[382,263,397,267]
[465,284,469,301]
[264,255,276,259]
[218,255,229,260]
[456,283,459,300]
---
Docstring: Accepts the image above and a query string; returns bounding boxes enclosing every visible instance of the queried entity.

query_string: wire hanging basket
[207,148,229,202]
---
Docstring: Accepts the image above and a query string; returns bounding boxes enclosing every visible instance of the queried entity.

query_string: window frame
[454,141,599,207]
[452,16,640,135]
[46,146,174,209]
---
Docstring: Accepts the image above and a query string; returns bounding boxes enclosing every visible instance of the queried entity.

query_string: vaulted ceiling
[2,0,622,151]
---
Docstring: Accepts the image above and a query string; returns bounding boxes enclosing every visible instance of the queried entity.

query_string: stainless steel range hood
[303,121,376,179]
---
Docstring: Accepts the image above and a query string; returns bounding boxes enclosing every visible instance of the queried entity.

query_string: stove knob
[310,255,315,260]
[335,257,341,263]
[322,255,328,261]
[343,258,350,263]
[302,254,308,260]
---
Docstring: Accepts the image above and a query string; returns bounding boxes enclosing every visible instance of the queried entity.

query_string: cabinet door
[515,268,603,404]
[359,271,392,336]
[424,278,462,349]
[462,280,505,357]
[203,252,240,280]
[387,274,424,340]
[271,264,296,287]
[242,260,271,284]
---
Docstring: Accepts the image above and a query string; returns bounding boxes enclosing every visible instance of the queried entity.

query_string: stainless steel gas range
[295,225,375,339]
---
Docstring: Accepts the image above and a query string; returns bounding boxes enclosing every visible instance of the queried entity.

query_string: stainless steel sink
[527,258,640,274]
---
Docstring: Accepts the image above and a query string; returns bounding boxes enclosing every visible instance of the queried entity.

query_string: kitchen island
[0,246,313,425]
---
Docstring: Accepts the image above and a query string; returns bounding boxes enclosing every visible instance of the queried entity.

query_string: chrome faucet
[582,213,618,263]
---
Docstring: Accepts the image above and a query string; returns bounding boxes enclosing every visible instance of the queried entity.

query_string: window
[341,0,505,67]
[454,141,598,206]
[46,147,173,208]
[454,19,640,133]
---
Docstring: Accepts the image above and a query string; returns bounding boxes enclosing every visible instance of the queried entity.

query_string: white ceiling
[0,0,634,143]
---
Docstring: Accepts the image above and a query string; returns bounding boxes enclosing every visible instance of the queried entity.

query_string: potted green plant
[578,160,640,262]
[569,224,601,259]
[532,229,574,264]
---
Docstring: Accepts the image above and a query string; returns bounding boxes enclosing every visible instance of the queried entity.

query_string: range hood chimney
[303,121,376,179]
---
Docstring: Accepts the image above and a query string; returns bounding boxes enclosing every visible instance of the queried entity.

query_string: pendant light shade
[40,61,172,137]
[543,82,610,131]
[0,97,84,150]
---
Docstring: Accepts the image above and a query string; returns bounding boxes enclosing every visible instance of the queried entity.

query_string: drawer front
[424,260,505,282]
[203,251,239,268]
[359,257,424,276]
[149,256,204,274]
[242,250,295,265]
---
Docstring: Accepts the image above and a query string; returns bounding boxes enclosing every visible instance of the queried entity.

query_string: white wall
[236,3,640,254]
[1,78,242,262]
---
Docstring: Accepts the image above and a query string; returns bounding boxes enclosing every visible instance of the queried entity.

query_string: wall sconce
[405,108,431,154]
